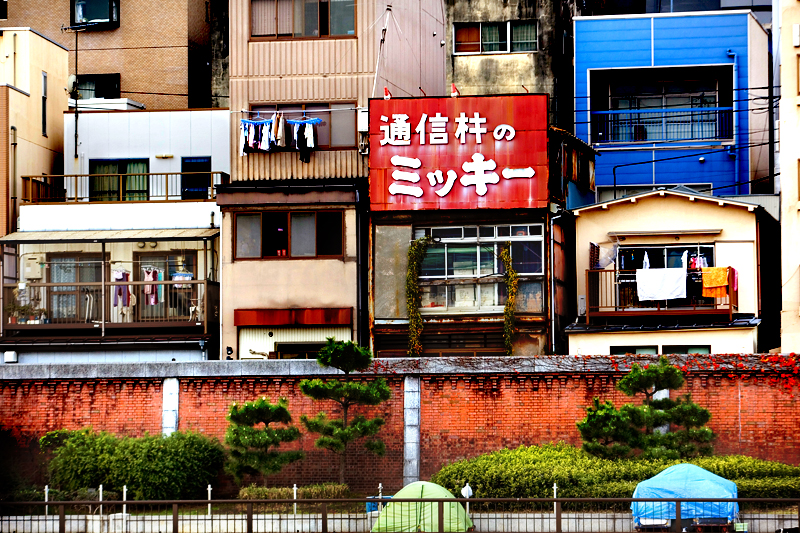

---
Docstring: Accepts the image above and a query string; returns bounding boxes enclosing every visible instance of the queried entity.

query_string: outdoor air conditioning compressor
[24,255,44,280]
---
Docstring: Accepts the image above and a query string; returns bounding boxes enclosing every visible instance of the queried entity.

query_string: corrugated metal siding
[237,149,368,181]
[721,194,780,221]
[239,326,352,359]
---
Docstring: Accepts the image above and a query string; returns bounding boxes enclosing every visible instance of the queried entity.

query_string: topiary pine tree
[224,397,304,483]
[299,338,391,484]
[577,355,715,460]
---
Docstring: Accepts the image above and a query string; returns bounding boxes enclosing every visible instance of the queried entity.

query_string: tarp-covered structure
[632,464,739,523]
[371,481,473,532]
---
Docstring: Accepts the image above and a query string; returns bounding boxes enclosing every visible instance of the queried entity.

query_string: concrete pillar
[162,378,179,436]
[403,376,420,486]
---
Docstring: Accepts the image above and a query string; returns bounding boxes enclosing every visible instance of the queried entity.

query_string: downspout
[9,126,16,234]
[726,49,739,193]
[550,209,564,354]
[12,33,16,87]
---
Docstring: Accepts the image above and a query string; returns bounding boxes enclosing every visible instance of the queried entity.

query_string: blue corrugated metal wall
[573,13,752,207]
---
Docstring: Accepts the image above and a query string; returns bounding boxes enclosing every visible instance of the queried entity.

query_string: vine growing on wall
[500,242,519,357]
[406,235,433,357]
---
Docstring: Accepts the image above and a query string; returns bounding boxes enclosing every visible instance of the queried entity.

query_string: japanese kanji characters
[380,114,411,146]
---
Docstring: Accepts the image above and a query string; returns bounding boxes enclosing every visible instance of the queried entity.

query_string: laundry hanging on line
[239,115,321,162]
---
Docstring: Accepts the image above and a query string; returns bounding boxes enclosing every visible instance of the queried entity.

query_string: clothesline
[236,107,360,116]
[241,117,322,126]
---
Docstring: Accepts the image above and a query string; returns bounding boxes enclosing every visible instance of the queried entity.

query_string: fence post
[674,500,682,533]
[123,485,127,533]
[172,503,179,533]
[208,484,212,516]
[246,502,253,533]
[438,501,445,533]
[555,500,562,533]
[99,484,103,518]
[321,503,328,533]
[45,485,49,516]
[293,483,298,516]
[59,504,65,533]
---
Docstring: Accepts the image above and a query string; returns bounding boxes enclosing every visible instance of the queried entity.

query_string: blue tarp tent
[632,464,739,523]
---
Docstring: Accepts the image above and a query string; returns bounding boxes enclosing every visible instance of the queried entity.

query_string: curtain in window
[90,161,119,202]
[252,0,275,36]
[50,258,77,320]
[511,23,536,52]
[124,160,148,201]
[277,0,293,35]
[481,24,502,52]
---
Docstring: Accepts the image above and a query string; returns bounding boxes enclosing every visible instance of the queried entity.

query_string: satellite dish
[67,74,77,92]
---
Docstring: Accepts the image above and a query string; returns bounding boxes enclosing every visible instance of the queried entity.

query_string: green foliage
[617,356,685,404]
[40,428,224,500]
[299,340,391,484]
[224,397,303,484]
[430,443,800,499]
[238,483,349,500]
[499,243,519,357]
[316,337,373,375]
[406,235,433,357]
[578,356,715,459]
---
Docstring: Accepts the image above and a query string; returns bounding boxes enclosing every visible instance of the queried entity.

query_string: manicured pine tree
[224,397,303,483]
[577,355,715,459]
[299,338,391,484]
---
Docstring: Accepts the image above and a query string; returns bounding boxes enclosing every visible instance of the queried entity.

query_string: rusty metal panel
[369,94,549,211]
[234,307,353,327]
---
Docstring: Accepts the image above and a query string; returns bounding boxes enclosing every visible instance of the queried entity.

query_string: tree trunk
[339,403,349,485]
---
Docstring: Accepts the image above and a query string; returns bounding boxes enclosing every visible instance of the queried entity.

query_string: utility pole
[767,27,775,193]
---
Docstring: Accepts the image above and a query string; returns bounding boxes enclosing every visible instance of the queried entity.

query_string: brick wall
[1,371,798,494]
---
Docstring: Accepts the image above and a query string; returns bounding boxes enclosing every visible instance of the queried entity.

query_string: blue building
[571,11,769,208]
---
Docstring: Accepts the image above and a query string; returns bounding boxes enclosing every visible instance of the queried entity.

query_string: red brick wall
[1,372,798,495]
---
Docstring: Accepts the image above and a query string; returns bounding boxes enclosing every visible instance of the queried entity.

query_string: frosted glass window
[236,215,262,258]
[291,213,316,257]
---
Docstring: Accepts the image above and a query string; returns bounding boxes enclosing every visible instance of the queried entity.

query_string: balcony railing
[20,172,230,203]
[592,107,733,143]
[2,280,219,335]
[586,268,737,322]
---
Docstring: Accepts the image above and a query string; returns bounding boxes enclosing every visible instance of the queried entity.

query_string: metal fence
[591,107,733,143]
[1,498,797,533]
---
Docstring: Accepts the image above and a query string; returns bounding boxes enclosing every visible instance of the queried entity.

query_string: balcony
[2,280,219,336]
[591,107,733,144]
[585,267,737,323]
[21,172,230,204]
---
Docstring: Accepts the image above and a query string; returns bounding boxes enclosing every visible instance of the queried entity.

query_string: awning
[0,228,220,244]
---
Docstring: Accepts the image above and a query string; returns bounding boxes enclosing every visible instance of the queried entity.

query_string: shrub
[41,429,224,500]
[430,443,800,499]
[238,483,349,500]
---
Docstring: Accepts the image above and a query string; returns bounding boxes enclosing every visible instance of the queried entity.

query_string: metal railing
[2,280,219,335]
[0,498,796,533]
[20,172,230,203]
[586,268,738,322]
[592,107,733,143]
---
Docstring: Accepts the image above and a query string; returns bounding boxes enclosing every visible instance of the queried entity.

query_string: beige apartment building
[0,29,68,239]
[218,0,446,359]
[781,0,800,351]
[0,0,219,109]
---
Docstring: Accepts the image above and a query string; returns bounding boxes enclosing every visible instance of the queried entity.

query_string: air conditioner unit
[357,108,369,133]
[4,351,18,364]
[24,255,44,279]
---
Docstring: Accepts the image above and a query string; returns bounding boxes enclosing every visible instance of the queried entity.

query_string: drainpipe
[550,208,564,354]
[9,126,16,234]
[12,33,16,87]
[726,49,739,194]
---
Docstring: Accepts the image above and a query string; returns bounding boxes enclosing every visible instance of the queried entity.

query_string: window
[88,159,149,201]
[41,72,47,137]
[610,346,658,355]
[181,157,212,200]
[234,211,344,260]
[662,345,711,354]
[414,224,544,313]
[71,0,119,28]
[251,0,354,38]
[454,21,537,54]
[76,74,121,99]
[252,103,356,148]
[590,66,733,143]
[47,255,103,322]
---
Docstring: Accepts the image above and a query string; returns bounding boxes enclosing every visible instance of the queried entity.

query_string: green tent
[371,481,474,532]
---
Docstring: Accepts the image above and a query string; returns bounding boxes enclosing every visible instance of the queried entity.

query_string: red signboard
[369,94,549,211]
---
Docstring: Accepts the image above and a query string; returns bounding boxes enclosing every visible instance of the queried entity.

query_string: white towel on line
[636,268,686,301]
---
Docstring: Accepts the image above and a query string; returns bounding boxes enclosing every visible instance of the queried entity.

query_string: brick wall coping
[0,357,618,380]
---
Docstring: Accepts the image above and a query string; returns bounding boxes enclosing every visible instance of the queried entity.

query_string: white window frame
[452,20,538,56]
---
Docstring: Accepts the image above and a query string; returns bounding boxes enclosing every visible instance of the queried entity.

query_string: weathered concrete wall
[373,225,412,320]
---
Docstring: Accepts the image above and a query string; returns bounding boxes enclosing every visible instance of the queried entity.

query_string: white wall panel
[239,326,352,359]
[20,202,221,231]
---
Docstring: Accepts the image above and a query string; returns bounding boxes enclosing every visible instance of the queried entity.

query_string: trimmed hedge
[42,429,224,500]
[239,483,349,500]
[430,443,800,499]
